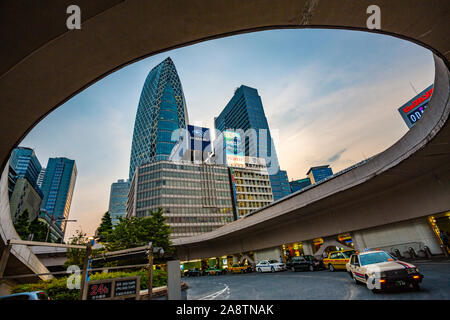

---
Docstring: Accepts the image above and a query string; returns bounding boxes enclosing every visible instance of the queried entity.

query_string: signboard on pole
[83,276,140,300]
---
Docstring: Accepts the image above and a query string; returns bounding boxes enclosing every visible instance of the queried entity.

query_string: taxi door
[349,255,365,283]
[334,252,348,269]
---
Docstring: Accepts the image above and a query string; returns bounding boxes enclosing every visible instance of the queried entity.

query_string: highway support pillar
[302,241,314,255]
[351,231,367,251]
[167,260,181,300]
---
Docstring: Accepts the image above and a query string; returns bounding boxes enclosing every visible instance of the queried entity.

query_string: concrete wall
[352,218,441,255]
[253,246,283,264]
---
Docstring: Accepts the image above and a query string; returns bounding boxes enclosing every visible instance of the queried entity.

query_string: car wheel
[257,268,262,273]
[328,264,335,272]
[291,266,295,272]
[309,265,314,272]
[271,267,275,273]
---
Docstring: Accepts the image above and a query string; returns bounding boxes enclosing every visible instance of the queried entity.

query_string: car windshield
[268,260,278,264]
[359,252,393,266]
[341,250,356,258]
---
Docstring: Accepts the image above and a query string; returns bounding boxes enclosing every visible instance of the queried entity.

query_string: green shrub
[10,268,167,300]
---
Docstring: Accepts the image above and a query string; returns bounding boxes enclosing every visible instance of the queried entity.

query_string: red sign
[402,88,433,114]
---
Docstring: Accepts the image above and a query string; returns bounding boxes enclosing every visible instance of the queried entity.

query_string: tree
[28,217,49,242]
[63,229,90,269]
[14,209,30,240]
[105,208,172,253]
[96,211,113,242]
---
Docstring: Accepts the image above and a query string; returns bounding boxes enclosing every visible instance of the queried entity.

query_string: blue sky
[20,29,434,238]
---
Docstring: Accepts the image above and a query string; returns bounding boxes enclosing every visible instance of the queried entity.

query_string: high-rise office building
[10,147,42,188]
[127,161,234,239]
[129,57,189,180]
[37,168,46,188]
[290,178,312,193]
[306,165,333,184]
[7,164,18,200]
[229,157,274,219]
[9,147,43,222]
[214,85,290,201]
[9,178,43,223]
[108,179,130,225]
[40,158,77,236]
[169,125,212,164]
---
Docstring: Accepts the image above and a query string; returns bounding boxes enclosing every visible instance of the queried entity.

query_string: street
[184,260,450,300]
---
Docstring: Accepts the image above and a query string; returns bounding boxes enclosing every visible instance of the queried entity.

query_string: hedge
[10,269,167,300]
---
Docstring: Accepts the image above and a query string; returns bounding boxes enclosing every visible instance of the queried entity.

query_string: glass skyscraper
[290,178,312,193]
[10,147,42,188]
[306,165,333,184]
[108,179,130,225]
[129,57,189,180]
[40,158,77,235]
[215,85,291,201]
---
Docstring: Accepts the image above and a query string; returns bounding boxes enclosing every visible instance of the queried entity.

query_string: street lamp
[45,214,77,243]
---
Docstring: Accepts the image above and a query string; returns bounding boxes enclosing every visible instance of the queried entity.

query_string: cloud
[327,148,347,163]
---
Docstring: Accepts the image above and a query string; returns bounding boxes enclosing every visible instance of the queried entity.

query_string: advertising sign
[83,276,140,300]
[398,84,433,128]
[224,131,245,168]
[86,281,113,300]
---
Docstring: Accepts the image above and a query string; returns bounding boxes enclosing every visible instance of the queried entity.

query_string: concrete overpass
[0,0,449,289]
[173,53,449,260]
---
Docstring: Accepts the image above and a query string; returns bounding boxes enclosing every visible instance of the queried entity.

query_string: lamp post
[44,213,77,243]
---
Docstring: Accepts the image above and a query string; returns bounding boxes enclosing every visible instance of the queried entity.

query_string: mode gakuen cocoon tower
[129,57,189,181]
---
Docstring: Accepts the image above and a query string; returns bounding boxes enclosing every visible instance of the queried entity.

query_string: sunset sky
[20,29,434,239]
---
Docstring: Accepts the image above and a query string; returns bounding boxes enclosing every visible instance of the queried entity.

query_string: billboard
[397,84,433,129]
[223,131,245,168]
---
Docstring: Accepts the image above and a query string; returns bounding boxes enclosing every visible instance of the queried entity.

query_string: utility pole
[78,243,92,300]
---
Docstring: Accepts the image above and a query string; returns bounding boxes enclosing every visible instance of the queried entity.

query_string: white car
[256,259,286,273]
[346,250,423,292]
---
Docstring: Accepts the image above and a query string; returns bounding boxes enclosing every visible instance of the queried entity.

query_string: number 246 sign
[83,277,140,300]
[87,282,112,300]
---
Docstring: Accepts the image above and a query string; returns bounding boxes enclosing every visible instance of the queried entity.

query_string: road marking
[197,284,229,300]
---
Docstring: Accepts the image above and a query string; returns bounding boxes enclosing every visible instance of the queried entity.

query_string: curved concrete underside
[0,1,449,273]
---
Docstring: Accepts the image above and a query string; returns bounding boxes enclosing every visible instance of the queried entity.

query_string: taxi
[346,250,424,292]
[322,249,356,271]
[228,263,250,274]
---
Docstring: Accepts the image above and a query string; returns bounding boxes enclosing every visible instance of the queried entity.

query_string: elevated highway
[0,1,449,290]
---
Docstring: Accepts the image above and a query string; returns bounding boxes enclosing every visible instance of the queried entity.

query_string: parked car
[346,250,423,292]
[288,255,324,272]
[0,291,50,300]
[204,266,226,275]
[184,268,203,277]
[255,259,286,273]
[228,264,249,274]
[323,250,356,271]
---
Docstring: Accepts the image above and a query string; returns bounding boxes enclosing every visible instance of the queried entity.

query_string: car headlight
[407,267,419,274]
